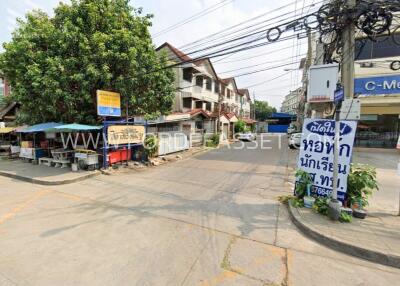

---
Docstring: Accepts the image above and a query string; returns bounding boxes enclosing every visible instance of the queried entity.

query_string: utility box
[307,64,339,103]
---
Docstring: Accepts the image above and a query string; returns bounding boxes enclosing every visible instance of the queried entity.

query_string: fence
[158,131,189,156]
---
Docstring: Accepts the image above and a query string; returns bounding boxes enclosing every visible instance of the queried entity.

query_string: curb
[287,201,400,269]
[0,170,100,186]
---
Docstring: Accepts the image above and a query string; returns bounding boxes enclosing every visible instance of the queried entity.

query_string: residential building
[0,75,17,124]
[281,87,302,115]
[146,42,254,142]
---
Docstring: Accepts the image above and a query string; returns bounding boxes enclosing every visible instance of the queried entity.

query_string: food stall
[17,122,63,161]
[43,123,102,170]
[0,127,16,155]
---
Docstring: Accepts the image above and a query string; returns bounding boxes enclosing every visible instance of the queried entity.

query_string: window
[195,100,203,109]
[221,85,226,96]
[196,76,203,87]
[182,68,193,82]
[205,77,212,91]
[227,89,231,98]
[183,98,192,109]
[205,102,212,111]
[214,81,220,93]
[235,94,239,102]
[356,34,400,60]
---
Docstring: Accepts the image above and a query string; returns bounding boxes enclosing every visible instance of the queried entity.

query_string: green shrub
[144,134,158,158]
[295,169,313,199]
[339,211,352,223]
[234,120,247,133]
[312,197,329,215]
[346,164,378,208]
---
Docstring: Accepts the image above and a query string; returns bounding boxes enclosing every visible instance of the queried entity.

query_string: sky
[0,0,319,109]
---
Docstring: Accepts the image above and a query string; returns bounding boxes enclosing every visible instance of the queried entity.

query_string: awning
[18,122,63,133]
[46,123,103,132]
[0,127,16,134]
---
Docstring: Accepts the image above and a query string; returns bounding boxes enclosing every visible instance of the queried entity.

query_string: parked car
[237,132,256,141]
[287,124,297,136]
[288,132,302,149]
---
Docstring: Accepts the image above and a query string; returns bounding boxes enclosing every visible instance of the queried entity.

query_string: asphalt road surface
[0,135,399,285]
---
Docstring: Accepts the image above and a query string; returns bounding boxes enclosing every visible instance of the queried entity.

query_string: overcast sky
[1,0,319,109]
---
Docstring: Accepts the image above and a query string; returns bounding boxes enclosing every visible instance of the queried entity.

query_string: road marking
[0,190,51,225]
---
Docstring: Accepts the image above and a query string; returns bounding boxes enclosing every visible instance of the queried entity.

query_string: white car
[288,132,302,149]
[287,124,297,136]
[237,132,256,141]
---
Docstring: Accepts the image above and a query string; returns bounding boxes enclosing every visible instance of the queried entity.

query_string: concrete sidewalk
[289,149,400,268]
[0,159,99,185]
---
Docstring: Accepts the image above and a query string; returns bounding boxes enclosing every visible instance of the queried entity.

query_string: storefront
[354,75,400,148]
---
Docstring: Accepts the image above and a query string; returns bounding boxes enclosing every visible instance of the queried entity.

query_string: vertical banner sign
[97,90,121,117]
[297,119,357,200]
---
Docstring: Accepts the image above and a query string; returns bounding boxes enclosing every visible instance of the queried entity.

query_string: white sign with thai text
[297,119,357,200]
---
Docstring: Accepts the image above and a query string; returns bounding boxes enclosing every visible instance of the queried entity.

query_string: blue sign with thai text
[334,88,344,103]
[355,75,400,95]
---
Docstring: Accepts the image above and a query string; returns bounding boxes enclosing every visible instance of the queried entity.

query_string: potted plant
[303,184,315,208]
[294,169,313,199]
[346,164,379,219]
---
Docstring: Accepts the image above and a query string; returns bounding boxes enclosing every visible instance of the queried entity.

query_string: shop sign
[107,125,145,145]
[297,119,357,200]
[355,75,400,95]
[97,90,121,117]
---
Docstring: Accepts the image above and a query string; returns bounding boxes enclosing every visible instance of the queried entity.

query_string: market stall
[45,123,103,170]
[0,127,18,156]
[17,122,63,161]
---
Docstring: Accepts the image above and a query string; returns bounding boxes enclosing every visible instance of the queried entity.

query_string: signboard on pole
[97,90,121,117]
[107,125,145,145]
[339,99,361,120]
[297,119,357,200]
[334,88,344,103]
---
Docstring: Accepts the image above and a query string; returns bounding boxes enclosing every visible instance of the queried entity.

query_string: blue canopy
[18,122,63,133]
[46,123,103,132]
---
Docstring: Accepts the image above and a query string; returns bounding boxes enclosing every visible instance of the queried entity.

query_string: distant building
[280,87,302,115]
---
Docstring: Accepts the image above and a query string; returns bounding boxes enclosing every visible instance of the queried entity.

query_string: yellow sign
[107,125,145,145]
[97,90,121,116]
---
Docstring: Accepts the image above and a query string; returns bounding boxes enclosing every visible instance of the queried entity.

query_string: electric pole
[332,0,356,201]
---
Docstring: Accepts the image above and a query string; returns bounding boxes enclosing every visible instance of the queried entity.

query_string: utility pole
[332,0,356,201]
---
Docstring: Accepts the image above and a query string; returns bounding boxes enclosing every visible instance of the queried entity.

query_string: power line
[153,0,234,38]
[178,0,323,53]
[218,53,307,74]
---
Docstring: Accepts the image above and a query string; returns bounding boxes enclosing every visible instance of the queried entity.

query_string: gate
[158,132,189,155]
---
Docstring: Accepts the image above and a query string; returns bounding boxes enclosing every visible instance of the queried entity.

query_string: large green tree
[254,100,276,121]
[0,0,175,124]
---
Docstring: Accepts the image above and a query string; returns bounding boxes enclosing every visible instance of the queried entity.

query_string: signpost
[107,125,145,145]
[339,98,361,120]
[334,88,344,103]
[97,90,121,117]
[297,119,357,201]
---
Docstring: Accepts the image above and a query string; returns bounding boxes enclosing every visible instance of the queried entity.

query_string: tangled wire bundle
[265,0,400,63]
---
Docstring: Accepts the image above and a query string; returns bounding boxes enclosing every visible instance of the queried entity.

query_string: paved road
[0,135,399,286]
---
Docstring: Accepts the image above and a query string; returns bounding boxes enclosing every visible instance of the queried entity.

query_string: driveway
[0,135,399,285]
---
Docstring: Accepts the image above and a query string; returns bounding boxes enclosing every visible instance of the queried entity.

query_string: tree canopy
[0,0,175,124]
[254,100,277,121]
